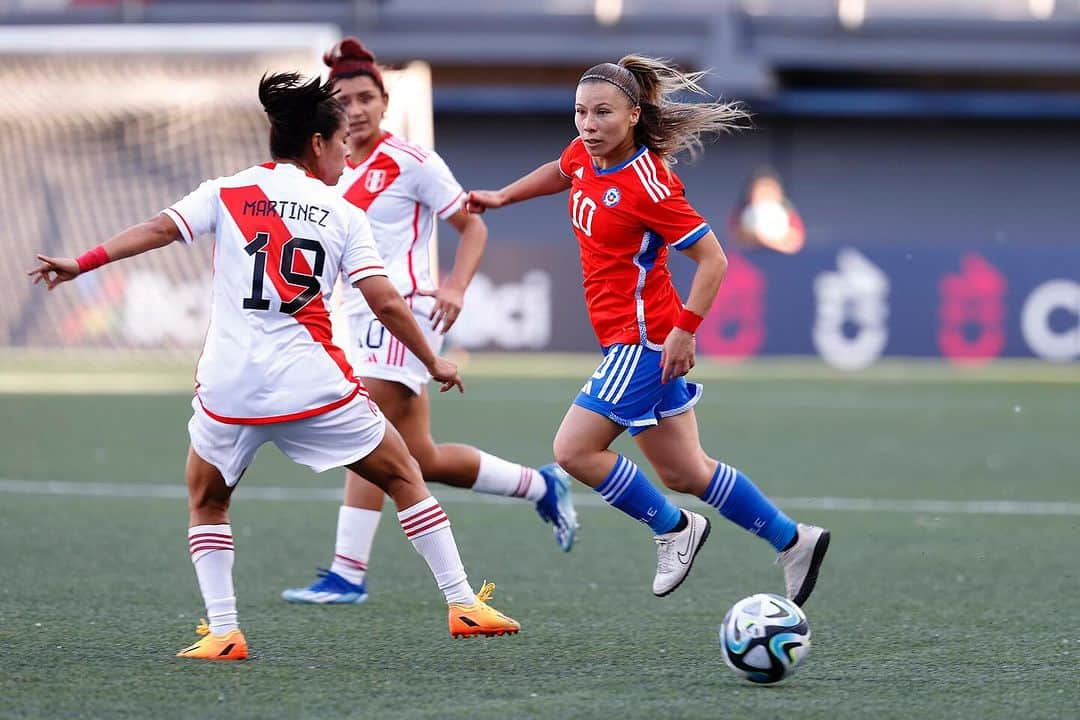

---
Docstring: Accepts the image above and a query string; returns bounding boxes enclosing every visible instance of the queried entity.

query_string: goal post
[0,24,434,367]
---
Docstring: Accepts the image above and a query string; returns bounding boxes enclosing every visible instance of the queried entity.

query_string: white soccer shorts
[187,393,387,487]
[346,301,444,396]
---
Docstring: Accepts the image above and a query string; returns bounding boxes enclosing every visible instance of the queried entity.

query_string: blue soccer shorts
[573,343,703,436]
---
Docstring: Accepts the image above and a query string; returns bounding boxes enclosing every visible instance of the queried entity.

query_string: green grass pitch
[1,364,1078,719]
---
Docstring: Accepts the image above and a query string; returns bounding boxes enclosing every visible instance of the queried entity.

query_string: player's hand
[660,328,696,384]
[428,356,465,394]
[415,285,465,334]
[27,255,80,291]
[464,190,505,215]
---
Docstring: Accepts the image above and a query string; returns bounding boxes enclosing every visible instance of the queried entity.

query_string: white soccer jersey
[162,162,388,424]
[335,132,465,316]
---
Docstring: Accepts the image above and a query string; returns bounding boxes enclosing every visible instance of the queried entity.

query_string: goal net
[0,24,434,366]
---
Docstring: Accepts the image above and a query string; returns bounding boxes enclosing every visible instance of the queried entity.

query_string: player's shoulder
[322,184,372,232]
[379,133,431,166]
[622,147,682,204]
[314,180,366,221]
[198,163,282,198]
[224,162,276,185]
[559,136,589,177]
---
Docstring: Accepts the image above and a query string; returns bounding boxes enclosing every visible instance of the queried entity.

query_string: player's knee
[398,454,423,485]
[552,438,585,478]
[655,467,699,494]
[188,485,230,514]
[410,444,440,477]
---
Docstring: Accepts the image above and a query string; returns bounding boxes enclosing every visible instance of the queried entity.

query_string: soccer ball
[719,593,811,684]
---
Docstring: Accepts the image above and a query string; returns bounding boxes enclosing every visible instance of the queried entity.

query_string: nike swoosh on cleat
[219,644,235,657]
[458,616,479,627]
[676,519,696,564]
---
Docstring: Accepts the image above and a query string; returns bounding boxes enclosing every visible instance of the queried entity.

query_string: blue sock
[700,462,796,552]
[594,455,682,534]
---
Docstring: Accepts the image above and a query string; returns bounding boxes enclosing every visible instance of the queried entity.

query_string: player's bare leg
[376,381,577,546]
[177,447,248,660]
[283,381,577,605]
[637,409,830,606]
[345,421,519,637]
[552,404,625,488]
[554,404,709,596]
[369,379,481,487]
[632,410,715,496]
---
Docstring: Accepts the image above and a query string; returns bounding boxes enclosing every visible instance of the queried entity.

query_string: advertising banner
[450,243,1078,366]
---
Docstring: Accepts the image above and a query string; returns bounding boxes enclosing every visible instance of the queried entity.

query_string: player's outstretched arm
[27,214,182,291]
[465,161,571,214]
[354,274,464,393]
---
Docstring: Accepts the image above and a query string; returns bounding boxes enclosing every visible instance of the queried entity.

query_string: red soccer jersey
[558,137,711,348]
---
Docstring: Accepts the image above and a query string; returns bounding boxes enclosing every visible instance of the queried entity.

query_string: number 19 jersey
[162,162,388,424]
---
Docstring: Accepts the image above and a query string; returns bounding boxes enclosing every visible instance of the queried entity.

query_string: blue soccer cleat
[281,568,368,605]
[535,463,580,552]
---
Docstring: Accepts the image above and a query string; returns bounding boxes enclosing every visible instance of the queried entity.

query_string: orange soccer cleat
[448,582,521,639]
[176,619,249,661]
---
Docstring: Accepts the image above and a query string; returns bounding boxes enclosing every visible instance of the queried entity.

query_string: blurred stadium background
[1,3,1077,719]
[1,0,1077,369]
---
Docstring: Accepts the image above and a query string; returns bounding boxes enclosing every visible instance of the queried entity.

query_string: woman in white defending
[27,71,521,659]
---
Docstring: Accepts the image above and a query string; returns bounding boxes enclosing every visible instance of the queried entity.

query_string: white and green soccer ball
[719,593,811,684]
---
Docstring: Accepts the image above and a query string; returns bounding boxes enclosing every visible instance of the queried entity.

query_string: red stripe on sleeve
[168,208,195,241]
[437,191,465,217]
[348,264,385,278]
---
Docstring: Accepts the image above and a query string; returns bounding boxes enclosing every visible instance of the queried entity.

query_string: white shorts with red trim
[345,300,444,396]
[187,393,386,487]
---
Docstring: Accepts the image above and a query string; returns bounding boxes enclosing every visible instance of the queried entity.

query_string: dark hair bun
[323,37,376,68]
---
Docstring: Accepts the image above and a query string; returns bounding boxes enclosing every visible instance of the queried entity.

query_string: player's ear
[311,133,325,158]
[629,104,641,126]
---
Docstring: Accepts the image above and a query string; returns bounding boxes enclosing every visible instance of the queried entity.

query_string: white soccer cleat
[778,523,831,607]
[652,510,711,597]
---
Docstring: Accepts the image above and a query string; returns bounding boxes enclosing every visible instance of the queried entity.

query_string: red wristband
[75,245,109,273]
[675,307,704,333]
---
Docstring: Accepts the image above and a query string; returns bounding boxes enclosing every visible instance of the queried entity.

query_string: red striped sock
[187,524,237,634]
[188,524,234,563]
[473,451,546,502]
[399,496,450,541]
[397,497,474,605]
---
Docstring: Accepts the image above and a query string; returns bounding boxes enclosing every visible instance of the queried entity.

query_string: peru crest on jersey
[337,133,465,310]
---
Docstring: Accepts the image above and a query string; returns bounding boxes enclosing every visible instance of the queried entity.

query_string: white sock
[398,497,475,606]
[328,506,381,585]
[188,524,238,635]
[473,451,547,502]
